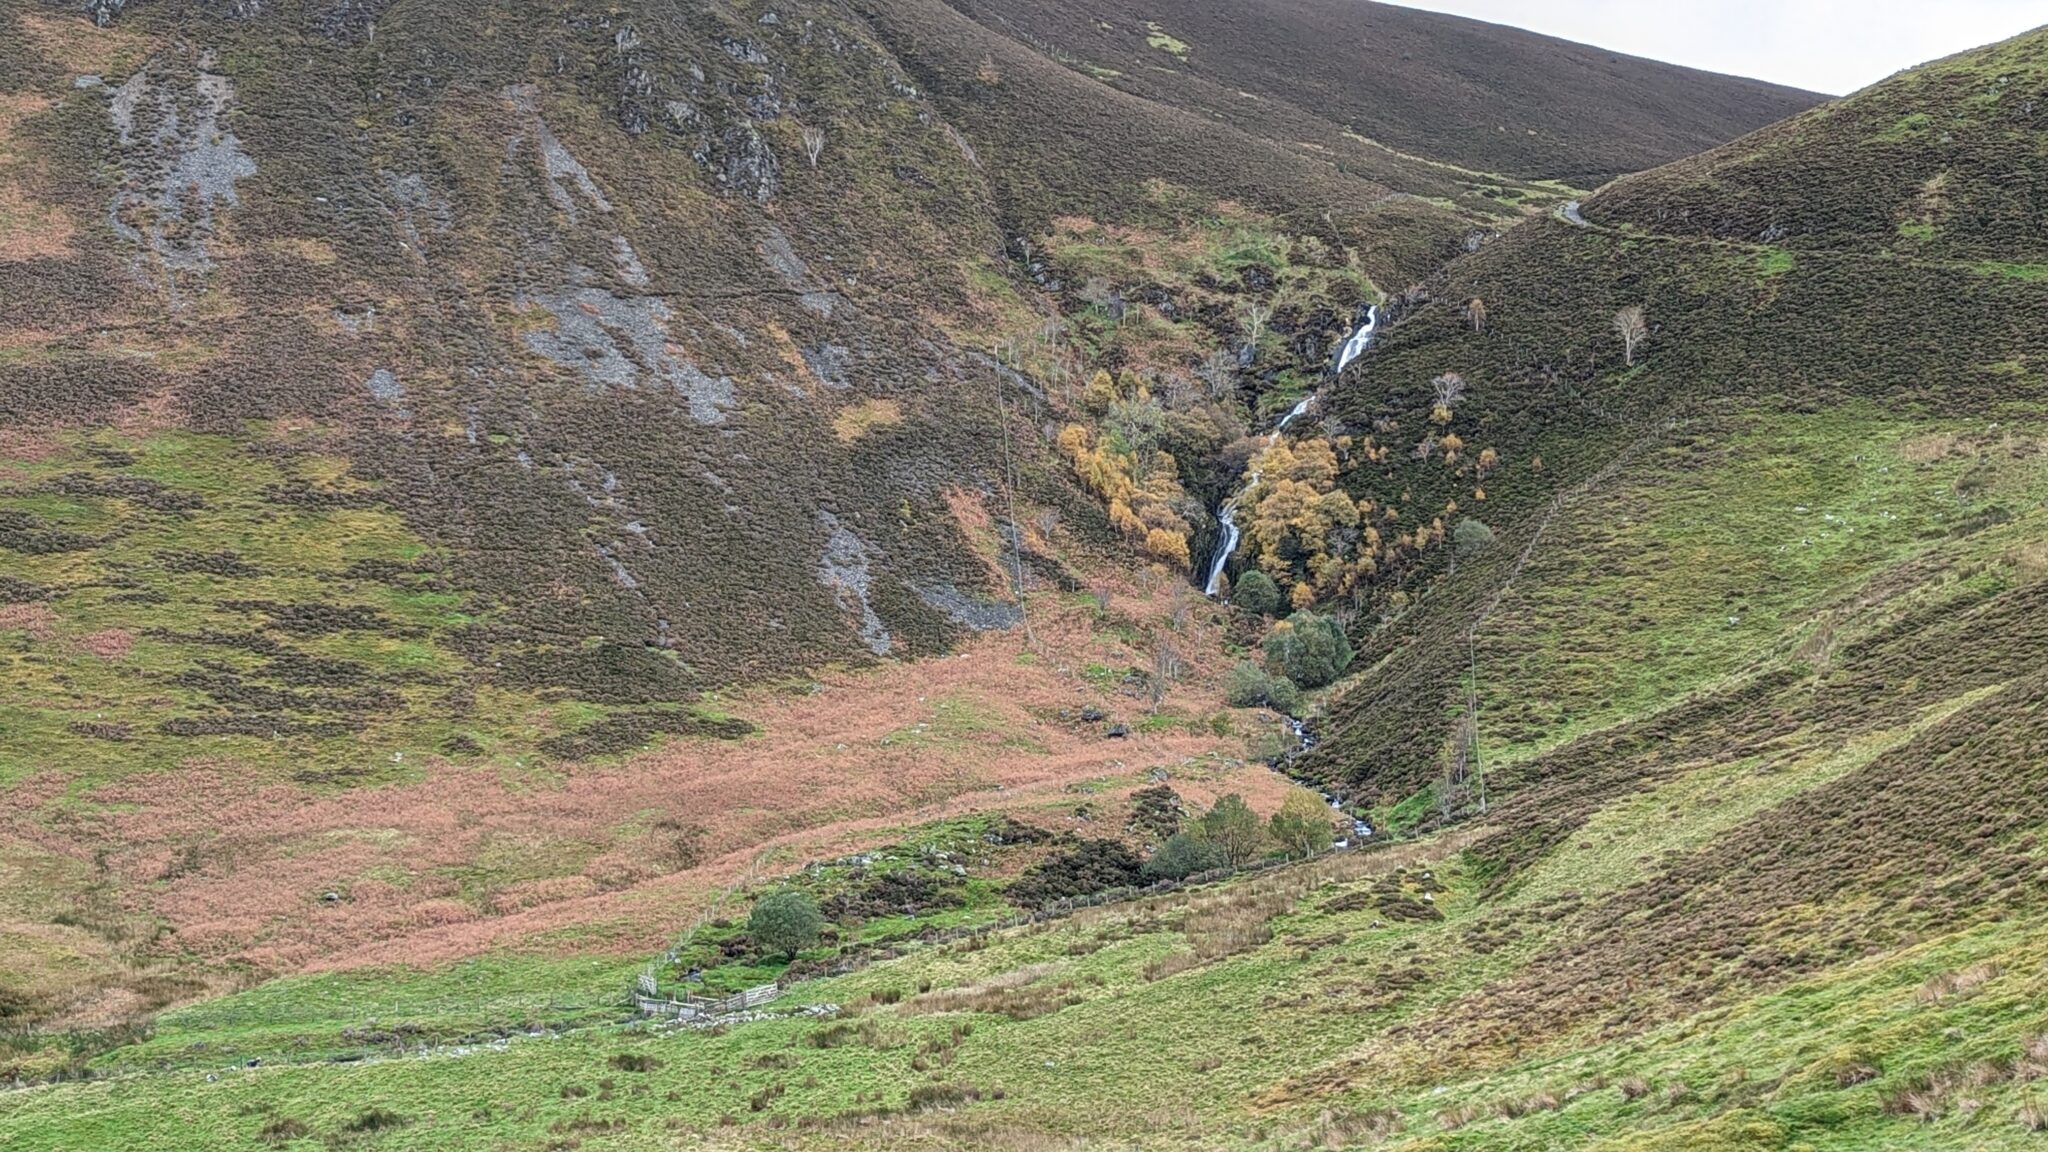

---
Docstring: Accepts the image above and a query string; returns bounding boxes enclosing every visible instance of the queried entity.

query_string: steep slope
[929,0,1825,186]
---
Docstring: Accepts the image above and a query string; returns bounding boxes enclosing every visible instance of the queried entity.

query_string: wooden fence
[633,980,783,1021]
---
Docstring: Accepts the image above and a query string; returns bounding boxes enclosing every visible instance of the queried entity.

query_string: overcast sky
[1386,1,2046,95]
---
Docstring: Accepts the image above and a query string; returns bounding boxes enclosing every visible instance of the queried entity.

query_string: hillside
[0,0,1807,1043]
[7,4,2044,1152]
[928,0,1824,186]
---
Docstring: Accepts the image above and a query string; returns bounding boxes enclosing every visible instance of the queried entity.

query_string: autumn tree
[1269,789,1335,859]
[1196,349,1238,401]
[1240,438,1377,604]
[1148,630,1184,712]
[1464,297,1488,333]
[1614,305,1648,366]
[1058,370,1197,570]
[1430,372,1467,425]
[1238,300,1272,358]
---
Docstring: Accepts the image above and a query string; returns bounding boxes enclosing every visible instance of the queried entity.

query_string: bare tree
[1196,349,1238,401]
[1614,305,1648,367]
[1238,300,1272,358]
[1148,630,1184,712]
[1432,372,1467,410]
[1465,296,1488,333]
[801,125,826,169]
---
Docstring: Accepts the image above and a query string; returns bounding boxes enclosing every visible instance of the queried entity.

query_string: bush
[1262,611,1354,689]
[1232,569,1282,615]
[1453,517,1496,554]
[1006,838,1145,906]
[342,1108,408,1133]
[1225,661,1301,713]
[1127,783,1185,840]
[749,890,824,960]
[1143,832,1229,880]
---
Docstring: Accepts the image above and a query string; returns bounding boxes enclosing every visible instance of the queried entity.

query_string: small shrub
[2020,1096,2047,1132]
[1918,961,2001,1001]
[1436,1102,1487,1130]
[608,1053,661,1073]
[257,1117,310,1144]
[2022,1032,2048,1079]
[1618,1075,1651,1100]
[907,1082,981,1111]
[342,1108,408,1133]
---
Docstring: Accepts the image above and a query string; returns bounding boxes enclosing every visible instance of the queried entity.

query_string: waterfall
[1203,305,1379,597]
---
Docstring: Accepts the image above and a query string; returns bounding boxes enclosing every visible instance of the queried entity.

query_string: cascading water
[1202,304,1380,597]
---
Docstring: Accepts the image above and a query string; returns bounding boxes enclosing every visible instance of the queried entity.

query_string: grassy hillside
[4,4,2041,1152]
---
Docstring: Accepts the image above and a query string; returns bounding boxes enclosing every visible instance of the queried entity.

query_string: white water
[1203,305,1379,597]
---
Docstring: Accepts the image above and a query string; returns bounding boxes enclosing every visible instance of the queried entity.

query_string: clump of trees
[1059,369,1232,572]
[1142,790,1339,878]
[1240,438,1380,606]
[1262,611,1353,689]
[749,890,824,960]
[1226,660,1300,713]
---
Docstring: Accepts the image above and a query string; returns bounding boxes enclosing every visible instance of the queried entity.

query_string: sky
[1385,0,2047,95]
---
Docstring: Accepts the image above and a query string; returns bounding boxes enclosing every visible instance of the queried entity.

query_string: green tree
[1142,832,1228,880]
[748,890,824,960]
[1268,789,1335,859]
[1195,793,1268,866]
[1453,517,1496,555]
[1232,569,1282,616]
[1225,660,1301,714]
[1262,611,1354,689]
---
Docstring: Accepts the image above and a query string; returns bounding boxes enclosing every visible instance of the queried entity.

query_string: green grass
[1469,405,2048,768]
[0,429,734,789]
[1144,22,1191,60]
[7,827,2044,1150]
[1974,261,2048,281]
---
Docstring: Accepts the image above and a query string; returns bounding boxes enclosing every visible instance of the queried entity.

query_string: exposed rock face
[716,120,780,202]
[107,52,257,289]
[817,512,891,656]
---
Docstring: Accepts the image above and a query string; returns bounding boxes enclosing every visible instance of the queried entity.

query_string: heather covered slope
[927,0,1824,186]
